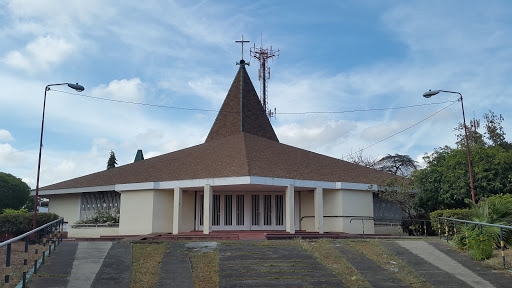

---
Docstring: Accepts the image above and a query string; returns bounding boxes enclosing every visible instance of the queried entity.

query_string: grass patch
[131,243,165,288]
[345,240,433,288]
[480,248,512,270]
[189,250,218,288]
[299,239,371,288]
[0,241,48,288]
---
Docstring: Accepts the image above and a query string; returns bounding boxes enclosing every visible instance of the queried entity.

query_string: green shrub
[465,226,494,260]
[0,212,60,236]
[430,208,475,234]
[2,208,29,215]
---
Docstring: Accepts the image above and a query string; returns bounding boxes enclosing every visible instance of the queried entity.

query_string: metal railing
[0,218,64,287]
[376,218,432,237]
[439,217,512,269]
[299,215,432,237]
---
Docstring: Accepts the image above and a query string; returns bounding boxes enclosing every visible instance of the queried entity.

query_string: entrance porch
[117,177,375,236]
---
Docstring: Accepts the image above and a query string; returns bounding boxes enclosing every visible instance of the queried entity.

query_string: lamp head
[68,83,85,92]
[423,89,439,98]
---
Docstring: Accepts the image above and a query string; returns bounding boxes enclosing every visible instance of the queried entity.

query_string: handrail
[439,217,512,269]
[0,217,65,287]
[300,215,375,222]
[439,217,512,230]
[0,217,63,248]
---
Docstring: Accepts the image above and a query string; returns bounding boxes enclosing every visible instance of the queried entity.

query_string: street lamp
[33,83,85,230]
[423,89,476,204]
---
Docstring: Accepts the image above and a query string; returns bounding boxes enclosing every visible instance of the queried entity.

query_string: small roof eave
[34,176,380,196]
[32,185,117,196]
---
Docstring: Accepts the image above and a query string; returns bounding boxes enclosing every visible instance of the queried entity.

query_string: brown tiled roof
[41,133,394,191]
[205,65,279,143]
[40,64,395,192]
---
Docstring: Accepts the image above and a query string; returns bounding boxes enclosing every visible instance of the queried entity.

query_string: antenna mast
[250,37,279,118]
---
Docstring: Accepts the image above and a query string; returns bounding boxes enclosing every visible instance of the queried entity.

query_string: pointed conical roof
[40,132,395,191]
[38,62,397,193]
[205,65,279,143]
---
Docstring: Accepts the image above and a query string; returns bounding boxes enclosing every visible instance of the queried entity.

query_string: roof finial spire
[235,34,250,66]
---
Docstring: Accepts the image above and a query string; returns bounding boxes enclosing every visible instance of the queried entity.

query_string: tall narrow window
[236,195,244,225]
[264,195,272,225]
[213,195,221,226]
[224,195,233,226]
[252,195,260,226]
[275,195,284,226]
[199,195,204,226]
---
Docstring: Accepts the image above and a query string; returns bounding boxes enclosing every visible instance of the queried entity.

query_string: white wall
[323,189,374,234]
[120,190,154,235]
[47,194,80,224]
[300,191,315,231]
[340,190,374,234]
[152,190,173,233]
[181,191,195,232]
[68,227,119,238]
[119,189,174,235]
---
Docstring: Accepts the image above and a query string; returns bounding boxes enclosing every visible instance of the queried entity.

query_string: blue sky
[1,0,511,188]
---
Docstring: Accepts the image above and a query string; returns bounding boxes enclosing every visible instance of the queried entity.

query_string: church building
[36,58,394,237]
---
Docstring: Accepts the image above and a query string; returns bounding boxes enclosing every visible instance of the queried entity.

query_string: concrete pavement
[24,239,512,288]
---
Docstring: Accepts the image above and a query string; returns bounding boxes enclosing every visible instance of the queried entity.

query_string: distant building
[36,60,394,237]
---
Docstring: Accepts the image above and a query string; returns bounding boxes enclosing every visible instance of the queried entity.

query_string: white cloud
[276,119,356,151]
[0,143,31,168]
[187,77,228,104]
[2,35,75,71]
[0,130,14,142]
[6,0,116,30]
[91,78,145,102]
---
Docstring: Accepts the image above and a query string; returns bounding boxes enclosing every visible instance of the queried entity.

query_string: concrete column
[173,187,182,234]
[314,187,324,234]
[203,184,213,234]
[286,185,295,234]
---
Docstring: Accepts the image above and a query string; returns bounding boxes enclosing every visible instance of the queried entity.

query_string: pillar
[173,187,182,234]
[203,184,213,234]
[314,187,324,234]
[286,185,295,233]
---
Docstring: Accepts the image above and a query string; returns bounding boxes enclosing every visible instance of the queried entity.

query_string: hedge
[430,208,475,234]
[0,212,60,237]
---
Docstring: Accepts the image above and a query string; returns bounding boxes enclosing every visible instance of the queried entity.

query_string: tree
[343,150,378,168]
[413,110,512,213]
[375,154,418,176]
[0,172,30,211]
[483,110,510,149]
[454,119,486,148]
[107,150,118,170]
[413,145,512,213]
[453,110,510,149]
[378,177,416,219]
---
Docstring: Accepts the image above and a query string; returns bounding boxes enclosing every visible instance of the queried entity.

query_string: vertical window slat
[225,195,233,226]
[199,195,204,226]
[264,195,272,225]
[275,195,284,226]
[252,195,260,226]
[213,195,220,226]
[236,195,244,225]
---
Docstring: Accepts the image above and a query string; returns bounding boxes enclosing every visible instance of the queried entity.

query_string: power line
[345,101,458,157]
[51,88,456,115]
[51,88,457,157]
[277,102,456,115]
[51,89,220,112]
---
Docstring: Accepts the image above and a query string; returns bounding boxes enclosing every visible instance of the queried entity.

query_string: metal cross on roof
[235,34,250,61]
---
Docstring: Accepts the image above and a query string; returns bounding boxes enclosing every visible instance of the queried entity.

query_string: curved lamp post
[33,83,85,230]
[423,89,476,204]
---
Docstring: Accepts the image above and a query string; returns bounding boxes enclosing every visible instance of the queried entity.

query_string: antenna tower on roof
[250,35,279,119]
